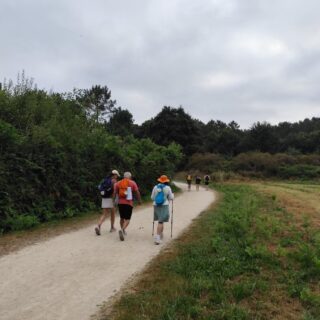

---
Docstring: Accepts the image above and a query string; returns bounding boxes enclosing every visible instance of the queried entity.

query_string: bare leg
[110,207,116,230]
[95,208,108,235]
[157,222,164,235]
[98,208,109,227]
[154,222,164,244]
[120,218,124,230]
[122,219,130,231]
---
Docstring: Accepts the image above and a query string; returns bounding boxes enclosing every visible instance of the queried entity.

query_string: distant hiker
[204,174,210,190]
[195,175,201,191]
[95,169,120,236]
[186,174,192,191]
[114,171,142,241]
[151,175,174,245]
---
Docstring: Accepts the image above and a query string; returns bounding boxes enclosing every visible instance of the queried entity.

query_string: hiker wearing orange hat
[151,175,174,245]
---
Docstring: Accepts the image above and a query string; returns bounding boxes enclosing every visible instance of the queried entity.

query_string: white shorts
[101,198,114,209]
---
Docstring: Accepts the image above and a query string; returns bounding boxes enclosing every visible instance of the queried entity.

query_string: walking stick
[152,219,155,236]
[170,200,173,238]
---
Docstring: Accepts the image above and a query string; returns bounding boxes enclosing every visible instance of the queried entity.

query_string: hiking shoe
[119,230,124,241]
[123,230,127,236]
[110,227,117,233]
[95,226,101,236]
[154,235,161,245]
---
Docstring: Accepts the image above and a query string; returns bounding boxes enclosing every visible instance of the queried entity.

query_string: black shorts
[118,204,133,220]
[187,180,192,185]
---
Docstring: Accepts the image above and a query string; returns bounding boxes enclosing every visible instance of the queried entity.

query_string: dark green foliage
[138,106,201,155]
[278,165,320,179]
[136,105,320,156]
[0,85,182,233]
[187,152,320,180]
[106,107,135,137]
[74,85,116,122]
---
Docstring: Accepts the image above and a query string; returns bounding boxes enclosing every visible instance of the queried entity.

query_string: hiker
[95,169,120,235]
[113,171,142,241]
[151,175,174,245]
[195,175,201,191]
[204,174,210,190]
[186,174,192,191]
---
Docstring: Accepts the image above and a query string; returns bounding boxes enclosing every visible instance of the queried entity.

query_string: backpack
[155,184,166,206]
[187,175,192,181]
[205,175,210,182]
[118,178,130,199]
[98,177,113,198]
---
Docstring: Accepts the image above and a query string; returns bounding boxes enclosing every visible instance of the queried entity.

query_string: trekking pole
[170,200,174,238]
[152,219,155,236]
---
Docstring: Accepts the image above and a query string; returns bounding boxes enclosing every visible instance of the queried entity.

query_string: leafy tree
[247,121,279,153]
[75,85,116,122]
[139,106,201,155]
[106,107,134,137]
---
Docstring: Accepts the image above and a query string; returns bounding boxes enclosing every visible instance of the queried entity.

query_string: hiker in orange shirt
[113,172,142,241]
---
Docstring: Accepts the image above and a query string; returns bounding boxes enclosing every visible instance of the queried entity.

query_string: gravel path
[0,182,215,320]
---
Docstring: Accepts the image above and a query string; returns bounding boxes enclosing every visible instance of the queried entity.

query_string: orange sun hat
[157,175,170,183]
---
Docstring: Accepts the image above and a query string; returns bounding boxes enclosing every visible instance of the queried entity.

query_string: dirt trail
[0,182,215,320]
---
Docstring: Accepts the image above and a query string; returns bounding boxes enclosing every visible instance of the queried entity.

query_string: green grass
[103,183,320,320]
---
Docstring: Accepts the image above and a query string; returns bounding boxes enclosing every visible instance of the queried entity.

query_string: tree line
[123,106,320,156]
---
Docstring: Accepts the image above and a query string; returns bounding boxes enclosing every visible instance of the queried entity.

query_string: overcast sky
[1,0,320,127]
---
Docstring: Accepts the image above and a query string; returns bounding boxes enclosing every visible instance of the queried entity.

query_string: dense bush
[0,86,182,233]
[186,152,320,180]
[186,153,227,173]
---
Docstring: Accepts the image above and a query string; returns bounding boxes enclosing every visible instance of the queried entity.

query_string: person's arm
[167,186,174,201]
[113,183,118,201]
[151,186,157,201]
[132,182,142,204]
[135,189,142,204]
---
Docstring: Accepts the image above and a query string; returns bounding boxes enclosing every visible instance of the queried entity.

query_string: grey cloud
[1,0,320,128]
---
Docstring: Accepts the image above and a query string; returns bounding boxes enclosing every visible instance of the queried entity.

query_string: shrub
[186,153,226,172]
[278,165,320,179]
[5,215,40,231]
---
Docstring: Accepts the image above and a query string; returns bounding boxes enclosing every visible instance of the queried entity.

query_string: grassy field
[101,181,320,320]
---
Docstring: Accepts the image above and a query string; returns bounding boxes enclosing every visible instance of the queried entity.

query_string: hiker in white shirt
[151,175,174,245]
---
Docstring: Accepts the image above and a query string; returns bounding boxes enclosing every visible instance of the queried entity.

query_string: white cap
[123,171,132,178]
[112,169,120,177]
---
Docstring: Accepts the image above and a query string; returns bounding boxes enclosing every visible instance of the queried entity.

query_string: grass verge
[102,182,320,320]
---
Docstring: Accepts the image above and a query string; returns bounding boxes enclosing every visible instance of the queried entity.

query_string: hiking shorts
[118,204,133,220]
[154,205,169,223]
[187,180,191,185]
[101,198,114,209]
